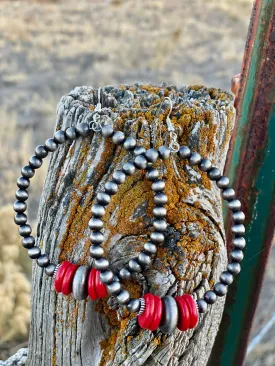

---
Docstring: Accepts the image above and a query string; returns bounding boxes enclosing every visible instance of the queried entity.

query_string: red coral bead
[95,269,108,298]
[148,295,162,331]
[182,294,199,329]
[175,296,190,331]
[61,263,78,296]
[138,293,155,329]
[88,268,98,301]
[54,261,71,293]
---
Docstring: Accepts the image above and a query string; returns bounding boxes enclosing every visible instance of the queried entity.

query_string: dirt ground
[0,0,274,364]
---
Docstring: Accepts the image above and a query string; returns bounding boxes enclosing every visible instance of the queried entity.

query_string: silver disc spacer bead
[137,298,146,316]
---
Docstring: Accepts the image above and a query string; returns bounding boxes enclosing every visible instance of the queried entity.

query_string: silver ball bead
[146,168,160,181]
[17,176,30,189]
[100,270,114,284]
[123,162,136,176]
[45,138,58,152]
[65,127,77,140]
[45,263,56,276]
[54,130,66,144]
[29,156,43,169]
[153,206,167,218]
[214,282,228,297]
[13,201,27,213]
[152,180,165,192]
[231,224,245,236]
[21,165,35,178]
[94,258,110,271]
[150,231,164,243]
[197,299,208,313]
[222,188,236,201]
[28,246,41,259]
[88,217,104,230]
[143,242,157,254]
[15,189,28,201]
[138,252,151,266]
[199,158,212,172]
[145,148,159,163]
[189,152,202,165]
[126,298,141,313]
[123,137,137,151]
[220,271,234,285]
[35,145,48,159]
[232,237,246,249]
[97,192,111,206]
[19,224,32,237]
[22,236,35,249]
[112,170,126,184]
[112,131,125,145]
[76,123,89,137]
[107,281,121,295]
[116,290,130,305]
[230,249,244,263]
[154,192,168,205]
[14,213,27,225]
[178,146,191,159]
[91,204,105,217]
[232,211,245,223]
[101,124,114,138]
[37,254,50,267]
[153,219,167,232]
[119,267,131,281]
[134,155,147,170]
[204,290,217,304]
[128,258,142,272]
[216,176,230,188]
[90,231,104,244]
[89,245,104,258]
[158,146,171,160]
[227,262,241,275]
[228,199,242,212]
[134,146,146,156]
[105,181,118,195]
[208,167,221,181]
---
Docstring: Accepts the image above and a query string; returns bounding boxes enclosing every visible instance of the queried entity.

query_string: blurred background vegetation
[0,0,274,364]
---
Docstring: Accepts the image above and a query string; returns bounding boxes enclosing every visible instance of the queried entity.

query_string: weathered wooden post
[27,84,235,366]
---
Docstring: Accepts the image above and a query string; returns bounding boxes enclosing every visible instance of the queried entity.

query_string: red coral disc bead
[175,296,190,331]
[54,261,71,293]
[182,294,199,329]
[88,268,98,301]
[61,263,78,296]
[148,295,163,331]
[95,269,108,298]
[138,293,156,329]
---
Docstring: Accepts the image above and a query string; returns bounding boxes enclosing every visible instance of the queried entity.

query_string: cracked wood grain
[27,84,235,366]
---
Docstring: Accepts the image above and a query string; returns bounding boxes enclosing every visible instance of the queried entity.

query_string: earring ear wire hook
[90,88,103,131]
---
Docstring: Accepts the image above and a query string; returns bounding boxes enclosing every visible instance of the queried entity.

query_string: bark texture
[27,84,235,366]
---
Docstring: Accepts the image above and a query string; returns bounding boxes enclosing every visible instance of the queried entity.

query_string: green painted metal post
[209,0,275,365]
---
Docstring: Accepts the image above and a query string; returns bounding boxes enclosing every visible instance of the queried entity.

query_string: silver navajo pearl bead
[197,299,208,313]
[134,146,146,156]
[134,155,147,170]
[143,242,157,254]
[13,201,27,213]
[158,146,171,160]
[107,281,121,295]
[153,219,167,232]
[76,123,89,137]
[138,252,151,266]
[45,138,58,152]
[91,204,105,217]
[150,232,164,243]
[227,262,241,275]
[37,254,50,268]
[216,176,230,188]
[159,296,178,334]
[72,265,89,300]
[22,236,35,249]
[232,237,246,249]
[35,145,48,159]
[100,270,114,284]
[119,268,131,281]
[232,224,245,236]
[19,224,32,237]
[97,192,111,206]
[230,249,244,263]
[123,137,137,151]
[105,181,118,195]
[123,162,136,176]
[204,290,217,304]
[14,213,27,225]
[21,165,35,178]
[101,124,114,138]
[178,146,191,159]
[232,211,245,223]
[223,188,236,201]
[116,290,130,305]
[54,130,66,144]
[127,298,141,313]
[228,199,242,212]
[94,258,110,271]
[89,245,104,258]
[214,282,228,297]
[15,189,28,201]
[220,271,234,285]
[146,168,159,181]
[45,263,56,276]
[17,176,30,189]
[90,231,104,244]
[153,206,167,218]
[112,170,126,184]
[152,180,165,192]
[189,152,202,165]
[128,258,142,272]
[28,247,41,259]
[112,131,125,145]
[65,127,77,140]
[208,167,221,181]
[88,217,103,230]
[154,192,168,205]
[29,156,42,169]
[145,148,159,163]
[199,158,212,172]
